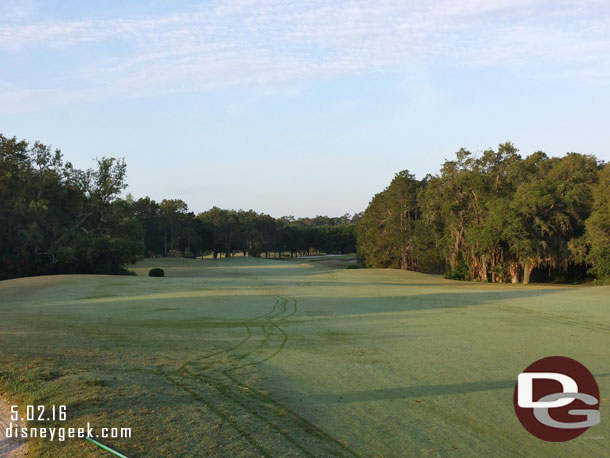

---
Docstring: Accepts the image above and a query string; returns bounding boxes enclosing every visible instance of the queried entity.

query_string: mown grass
[1,256,609,457]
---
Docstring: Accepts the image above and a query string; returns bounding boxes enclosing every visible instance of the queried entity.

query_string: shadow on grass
[298,288,566,314]
[312,372,610,404]
[312,379,516,403]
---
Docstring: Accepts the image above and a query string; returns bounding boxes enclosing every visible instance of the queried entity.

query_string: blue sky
[1,1,609,217]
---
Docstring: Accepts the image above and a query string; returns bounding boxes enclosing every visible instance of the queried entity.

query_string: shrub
[346,264,361,269]
[444,262,469,281]
[587,246,610,282]
[149,268,165,277]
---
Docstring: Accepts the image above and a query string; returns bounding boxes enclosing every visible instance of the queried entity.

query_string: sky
[1,1,609,217]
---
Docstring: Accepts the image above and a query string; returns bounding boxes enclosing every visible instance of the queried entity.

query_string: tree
[0,134,141,279]
[357,171,423,269]
[131,197,163,256]
[160,199,188,256]
[586,163,610,282]
[357,142,607,284]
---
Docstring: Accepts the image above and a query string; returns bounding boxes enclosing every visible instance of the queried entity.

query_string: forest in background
[2,134,609,284]
[0,134,357,280]
[357,142,610,284]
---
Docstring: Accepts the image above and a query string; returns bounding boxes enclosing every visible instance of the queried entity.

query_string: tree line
[4,134,609,285]
[357,142,610,284]
[0,134,357,280]
[130,198,357,260]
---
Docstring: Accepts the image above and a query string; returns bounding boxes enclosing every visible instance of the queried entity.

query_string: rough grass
[0,257,609,457]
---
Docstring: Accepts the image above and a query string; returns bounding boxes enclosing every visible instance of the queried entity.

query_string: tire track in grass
[218,370,360,457]
[186,296,284,368]
[104,267,357,456]
[190,296,295,373]
[224,297,293,371]
[223,322,288,372]
[166,375,270,456]
[227,297,291,367]
[152,268,356,455]
[175,294,360,457]
[194,295,286,363]
[178,369,356,457]
[176,372,317,457]
[196,325,253,361]
[114,366,356,457]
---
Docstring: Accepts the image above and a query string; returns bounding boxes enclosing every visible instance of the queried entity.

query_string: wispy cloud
[1,0,609,109]
[0,0,39,21]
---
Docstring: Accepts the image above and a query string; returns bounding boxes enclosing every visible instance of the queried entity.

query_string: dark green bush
[444,262,469,281]
[149,268,164,277]
[588,246,610,282]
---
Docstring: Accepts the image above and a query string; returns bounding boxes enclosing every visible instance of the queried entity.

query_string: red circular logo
[513,356,600,441]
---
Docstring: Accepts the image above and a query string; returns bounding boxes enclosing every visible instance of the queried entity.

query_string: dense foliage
[586,163,610,282]
[1,135,357,280]
[130,200,357,259]
[6,134,607,285]
[0,134,142,280]
[358,142,609,284]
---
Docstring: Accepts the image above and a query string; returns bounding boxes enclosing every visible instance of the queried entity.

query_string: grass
[1,256,609,457]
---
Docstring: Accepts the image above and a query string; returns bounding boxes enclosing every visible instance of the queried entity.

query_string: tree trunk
[480,258,488,282]
[225,229,232,258]
[523,260,533,285]
[509,261,520,283]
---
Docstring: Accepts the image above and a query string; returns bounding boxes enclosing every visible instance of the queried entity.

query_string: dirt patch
[0,396,27,457]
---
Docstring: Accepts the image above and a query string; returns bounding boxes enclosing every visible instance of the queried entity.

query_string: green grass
[1,257,609,457]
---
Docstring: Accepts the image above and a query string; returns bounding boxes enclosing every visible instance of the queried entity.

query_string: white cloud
[1,0,609,109]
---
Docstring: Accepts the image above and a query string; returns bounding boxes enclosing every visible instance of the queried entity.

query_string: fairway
[1,257,609,457]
